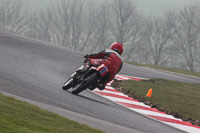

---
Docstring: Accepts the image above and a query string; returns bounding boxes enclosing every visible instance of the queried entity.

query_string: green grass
[118,79,200,122]
[125,61,200,78]
[0,93,104,133]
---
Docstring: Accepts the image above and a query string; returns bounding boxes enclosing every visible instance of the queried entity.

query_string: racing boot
[97,83,106,91]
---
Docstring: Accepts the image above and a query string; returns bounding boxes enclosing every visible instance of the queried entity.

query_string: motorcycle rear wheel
[72,72,99,95]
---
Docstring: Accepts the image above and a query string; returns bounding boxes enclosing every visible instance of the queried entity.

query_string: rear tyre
[62,77,73,90]
[72,72,99,95]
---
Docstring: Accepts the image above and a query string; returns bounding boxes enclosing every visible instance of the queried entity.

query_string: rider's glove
[84,58,88,63]
[84,54,88,58]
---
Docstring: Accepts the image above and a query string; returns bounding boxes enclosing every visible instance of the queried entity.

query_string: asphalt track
[1,30,200,132]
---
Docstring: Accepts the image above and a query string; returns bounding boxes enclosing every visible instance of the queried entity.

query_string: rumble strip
[92,74,200,133]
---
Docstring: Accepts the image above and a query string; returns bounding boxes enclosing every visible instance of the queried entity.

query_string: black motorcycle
[62,58,108,95]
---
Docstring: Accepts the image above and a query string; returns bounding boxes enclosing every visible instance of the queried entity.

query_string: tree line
[0,0,200,72]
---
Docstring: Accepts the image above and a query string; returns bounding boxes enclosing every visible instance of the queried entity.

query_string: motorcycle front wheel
[72,72,99,95]
[62,77,74,90]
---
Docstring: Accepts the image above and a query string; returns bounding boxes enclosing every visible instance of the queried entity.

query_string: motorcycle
[62,58,108,95]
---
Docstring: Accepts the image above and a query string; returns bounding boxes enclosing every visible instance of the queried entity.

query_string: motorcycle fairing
[89,59,103,66]
[91,64,108,77]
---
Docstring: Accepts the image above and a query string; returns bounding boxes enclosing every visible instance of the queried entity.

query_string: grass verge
[125,61,200,78]
[0,93,104,133]
[113,79,200,126]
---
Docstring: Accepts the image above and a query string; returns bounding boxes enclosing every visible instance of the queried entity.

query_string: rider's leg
[97,73,110,90]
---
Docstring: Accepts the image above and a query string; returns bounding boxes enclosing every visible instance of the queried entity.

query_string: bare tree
[92,2,112,50]
[24,7,54,44]
[144,12,175,65]
[0,0,28,34]
[69,0,84,50]
[51,0,73,47]
[196,6,200,72]
[110,0,138,43]
[173,5,200,71]
[49,0,95,51]
[25,13,38,39]
[80,1,97,51]
[38,8,53,42]
[125,14,144,61]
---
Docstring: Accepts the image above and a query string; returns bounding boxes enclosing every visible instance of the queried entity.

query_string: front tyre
[62,77,73,90]
[72,72,99,95]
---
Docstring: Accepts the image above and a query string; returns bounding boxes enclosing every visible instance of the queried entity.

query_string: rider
[84,42,124,90]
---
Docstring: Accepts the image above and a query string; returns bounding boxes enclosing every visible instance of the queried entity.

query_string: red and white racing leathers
[87,49,123,83]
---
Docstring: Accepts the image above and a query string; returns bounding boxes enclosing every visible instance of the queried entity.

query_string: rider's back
[102,49,123,81]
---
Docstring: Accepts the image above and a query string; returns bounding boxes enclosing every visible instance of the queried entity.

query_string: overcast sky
[26,0,200,16]
[133,0,200,16]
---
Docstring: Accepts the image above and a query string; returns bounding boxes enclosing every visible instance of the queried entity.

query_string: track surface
[1,31,200,132]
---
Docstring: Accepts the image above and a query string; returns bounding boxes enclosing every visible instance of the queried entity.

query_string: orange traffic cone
[146,88,152,97]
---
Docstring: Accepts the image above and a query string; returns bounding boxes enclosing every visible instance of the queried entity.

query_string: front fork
[71,65,90,85]
[72,63,107,90]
